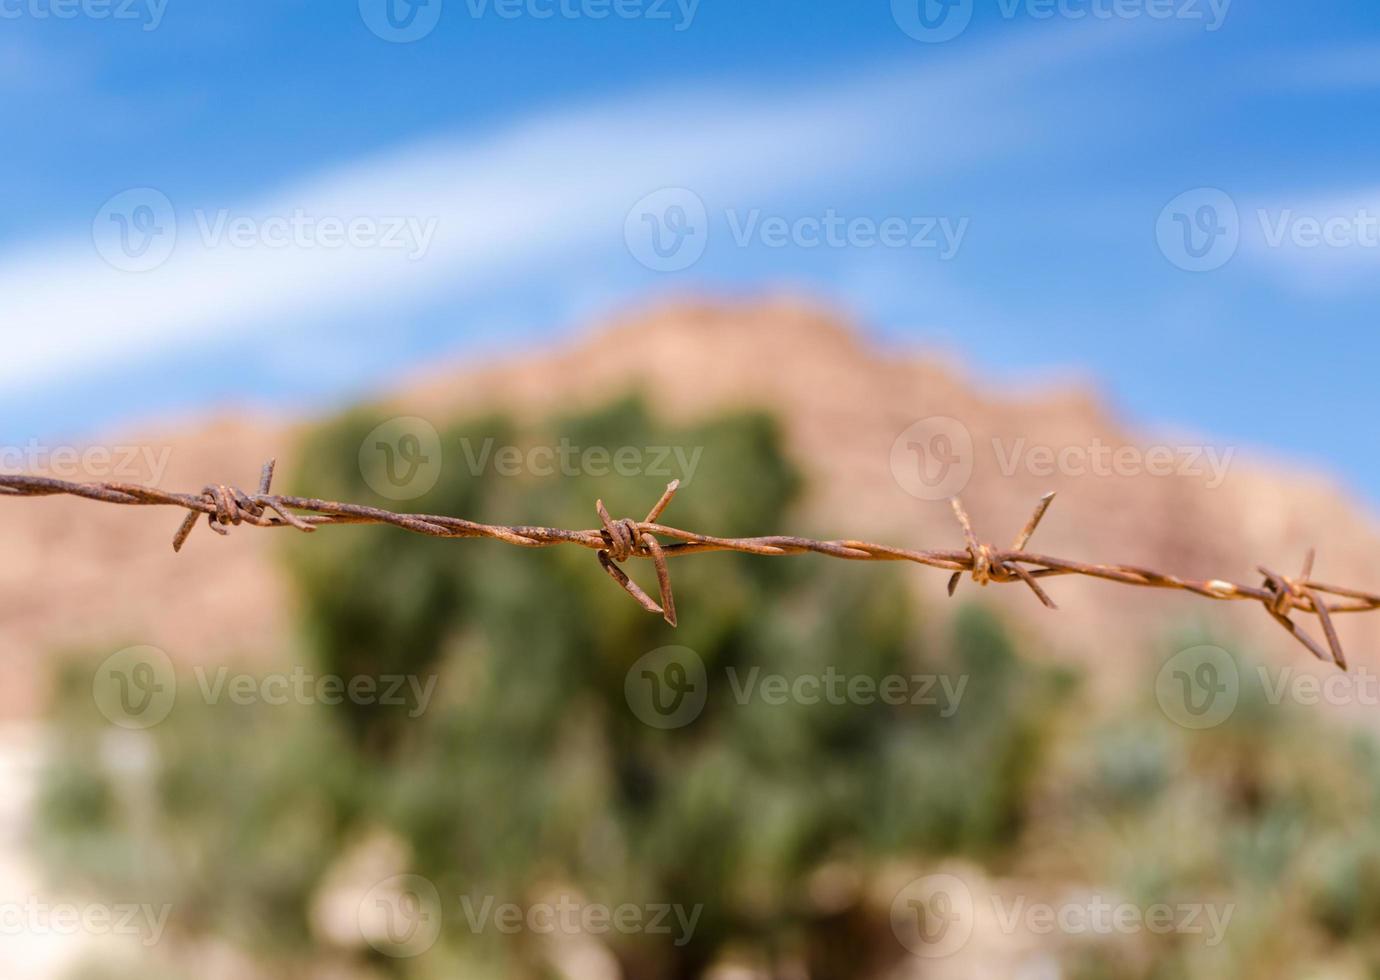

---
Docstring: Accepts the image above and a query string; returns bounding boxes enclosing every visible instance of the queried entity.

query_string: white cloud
[0,23,1135,390]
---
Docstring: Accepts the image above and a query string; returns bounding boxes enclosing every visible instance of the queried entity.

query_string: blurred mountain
[2,298,1376,717]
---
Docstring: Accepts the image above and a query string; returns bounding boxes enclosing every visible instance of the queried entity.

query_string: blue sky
[1,0,1377,503]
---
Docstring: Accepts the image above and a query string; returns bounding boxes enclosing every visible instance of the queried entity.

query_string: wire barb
[2,464,1377,669]
[946,494,1058,609]
[170,458,316,553]
[1258,549,1347,669]
[595,481,679,627]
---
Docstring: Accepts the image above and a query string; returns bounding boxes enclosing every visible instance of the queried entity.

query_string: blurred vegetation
[32,396,1380,978]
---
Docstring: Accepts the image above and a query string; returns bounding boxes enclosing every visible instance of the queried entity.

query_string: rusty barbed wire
[3,460,1378,670]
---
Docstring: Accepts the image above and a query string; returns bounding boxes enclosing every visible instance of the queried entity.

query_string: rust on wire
[2,461,1377,670]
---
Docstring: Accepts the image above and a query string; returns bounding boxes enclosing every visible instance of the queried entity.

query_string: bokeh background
[2,1,1379,976]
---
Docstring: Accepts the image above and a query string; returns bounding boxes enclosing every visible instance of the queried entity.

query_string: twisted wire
[3,461,1376,669]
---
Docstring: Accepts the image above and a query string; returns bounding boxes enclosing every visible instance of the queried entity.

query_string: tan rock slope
[1,299,1375,718]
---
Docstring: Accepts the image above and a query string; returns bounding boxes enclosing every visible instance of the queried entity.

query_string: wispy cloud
[0,23,1139,390]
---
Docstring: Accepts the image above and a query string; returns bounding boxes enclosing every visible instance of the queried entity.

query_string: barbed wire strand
[3,460,1377,670]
